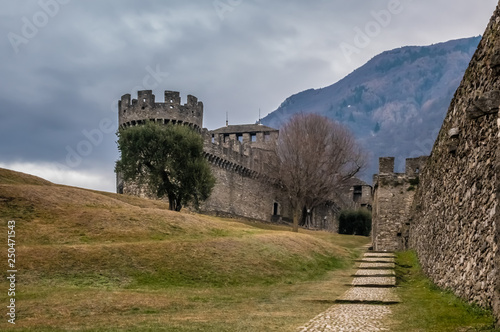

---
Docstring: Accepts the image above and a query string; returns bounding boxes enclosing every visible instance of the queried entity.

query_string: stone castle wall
[201,160,292,221]
[199,128,293,221]
[372,156,427,252]
[406,1,500,317]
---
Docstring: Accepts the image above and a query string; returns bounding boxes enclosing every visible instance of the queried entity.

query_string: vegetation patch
[0,168,371,331]
[408,177,420,186]
[390,251,498,331]
[338,209,372,236]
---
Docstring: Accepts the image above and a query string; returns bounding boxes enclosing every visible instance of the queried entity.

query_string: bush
[338,209,372,236]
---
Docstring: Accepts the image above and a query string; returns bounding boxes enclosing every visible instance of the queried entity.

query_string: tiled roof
[210,124,278,134]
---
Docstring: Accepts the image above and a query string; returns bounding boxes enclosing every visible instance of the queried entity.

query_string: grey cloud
[0,0,497,192]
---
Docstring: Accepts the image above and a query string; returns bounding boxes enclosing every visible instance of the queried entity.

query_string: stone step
[336,287,400,304]
[359,257,395,263]
[354,269,395,276]
[364,252,396,258]
[359,262,395,269]
[297,304,393,332]
[352,276,396,287]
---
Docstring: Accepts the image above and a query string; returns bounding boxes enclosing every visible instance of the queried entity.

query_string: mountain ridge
[262,36,481,183]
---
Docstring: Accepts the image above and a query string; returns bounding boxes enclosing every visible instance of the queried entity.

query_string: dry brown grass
[0,168,369,331]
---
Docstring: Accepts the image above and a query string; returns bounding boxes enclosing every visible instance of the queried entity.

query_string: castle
[116,90,371,231]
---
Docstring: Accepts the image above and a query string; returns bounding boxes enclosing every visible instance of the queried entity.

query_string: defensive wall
[371,156,427,252]
[200,125,293,222]
[372,1,500,320]
[406,2,500,316]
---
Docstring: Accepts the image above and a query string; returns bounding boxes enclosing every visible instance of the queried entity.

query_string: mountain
[261,37,481,183]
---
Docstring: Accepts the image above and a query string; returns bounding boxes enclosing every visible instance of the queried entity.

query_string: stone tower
[116,90,204,195]
[118,90,203,130]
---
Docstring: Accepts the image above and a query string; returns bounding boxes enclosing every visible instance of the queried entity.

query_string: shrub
[338,209,372,236]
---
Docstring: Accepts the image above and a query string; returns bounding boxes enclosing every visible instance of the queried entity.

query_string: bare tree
[273,113,366,232]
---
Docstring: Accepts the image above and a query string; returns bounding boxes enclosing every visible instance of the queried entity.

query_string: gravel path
[298,251,398,331]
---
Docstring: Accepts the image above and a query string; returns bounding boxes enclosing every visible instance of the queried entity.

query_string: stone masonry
[372,1,500,322]
[406,2,500,318]
[371,156,427,252]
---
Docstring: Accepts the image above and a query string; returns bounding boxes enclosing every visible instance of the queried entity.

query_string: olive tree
[115,122,215,211]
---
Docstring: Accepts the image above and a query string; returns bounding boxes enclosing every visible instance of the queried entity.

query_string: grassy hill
[0,168,369,331]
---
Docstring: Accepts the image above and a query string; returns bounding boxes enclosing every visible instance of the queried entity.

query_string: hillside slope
[262,37,480,180]
[0,168,368,331]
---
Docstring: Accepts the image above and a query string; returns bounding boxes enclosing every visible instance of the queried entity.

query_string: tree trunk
[292,207,300,232]
[168,195,176,211]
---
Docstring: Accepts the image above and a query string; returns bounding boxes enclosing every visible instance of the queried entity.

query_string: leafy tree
[115,122,215,211]
[272,113,366,232]
[338,209,372,236]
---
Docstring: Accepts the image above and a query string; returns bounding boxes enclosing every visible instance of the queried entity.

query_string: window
[264,132,271,141]
[251,133,257,142]
[353,185,362,202]
[211,134,215,143]
[237,134,243,143]
[224,134,230,143]
[273,203,279,216]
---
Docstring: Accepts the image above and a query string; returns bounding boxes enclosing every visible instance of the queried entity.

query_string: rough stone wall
[200,130,293,221]
[407,2,500,317]
[372,157,426,252]
[201,162,292,221]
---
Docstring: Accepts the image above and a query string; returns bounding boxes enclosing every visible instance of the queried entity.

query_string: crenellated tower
[118,90,203,130]
[116,89,367,230]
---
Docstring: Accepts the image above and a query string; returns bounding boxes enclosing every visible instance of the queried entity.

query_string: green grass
[390,250,499,331]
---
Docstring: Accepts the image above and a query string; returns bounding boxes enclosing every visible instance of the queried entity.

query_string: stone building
[116,90,365,231]
[344,177,373,211]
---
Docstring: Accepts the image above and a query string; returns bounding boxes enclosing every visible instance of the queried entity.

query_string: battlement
[376,156,428,177]
[118,90,203,130]
[201,128,276,178]
[378,157,395,174]
[404,156,428,178]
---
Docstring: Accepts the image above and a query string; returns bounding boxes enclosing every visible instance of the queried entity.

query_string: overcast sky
[0,0,498,192]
